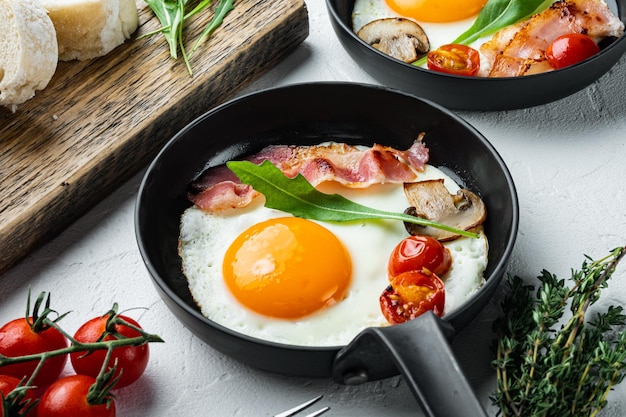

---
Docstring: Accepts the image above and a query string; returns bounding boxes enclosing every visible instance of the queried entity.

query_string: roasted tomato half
[427,44,480,76]
[380,270,445,324]
[388,235,451,278]
[546,33,600,69]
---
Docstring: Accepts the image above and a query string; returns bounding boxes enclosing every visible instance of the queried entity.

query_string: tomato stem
[99,303,150,343]
[2,292,164,374]
[86,347,118,407]
[1,379,38,417]
[0,333,163,368]
[24,289,70,334]
[1,292,164,414]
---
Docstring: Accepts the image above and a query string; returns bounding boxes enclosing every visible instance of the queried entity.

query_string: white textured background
[2,0,626,415]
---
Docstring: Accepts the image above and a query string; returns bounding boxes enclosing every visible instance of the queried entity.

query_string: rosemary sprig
[491,246,626,417]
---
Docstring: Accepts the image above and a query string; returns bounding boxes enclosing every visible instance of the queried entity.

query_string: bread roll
[0,0,58,110]
[41,0,139,61]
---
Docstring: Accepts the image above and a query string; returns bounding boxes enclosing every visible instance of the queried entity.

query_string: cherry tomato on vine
[38,375,115,417]
[427,44,480,76]
[70,314,149,389]
[388,235,452,278]
[0,374,38,416]
[380,270,445,324]
[546,33,600,69]
[0,317,68,386]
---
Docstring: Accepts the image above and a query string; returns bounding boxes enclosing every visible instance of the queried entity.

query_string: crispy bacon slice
[479,0,624,77]
[189,137,429,212]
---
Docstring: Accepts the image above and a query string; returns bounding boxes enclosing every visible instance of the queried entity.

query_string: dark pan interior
[326,0,626,110]
[135,82,519,377]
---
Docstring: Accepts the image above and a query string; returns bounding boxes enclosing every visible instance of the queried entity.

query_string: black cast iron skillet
[135,83,519,416]
[326,0,626,111]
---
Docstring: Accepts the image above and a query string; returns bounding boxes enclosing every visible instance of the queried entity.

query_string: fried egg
[352,0,488,52]
[179,165,488,347]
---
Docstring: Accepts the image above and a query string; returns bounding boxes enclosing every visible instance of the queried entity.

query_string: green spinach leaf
[453,0,553,45]
[227,160,478,238]
[412,0,553,67]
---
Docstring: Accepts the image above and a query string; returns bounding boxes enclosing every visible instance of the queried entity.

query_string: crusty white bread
[40,0,139,61]
[0,0,58,110]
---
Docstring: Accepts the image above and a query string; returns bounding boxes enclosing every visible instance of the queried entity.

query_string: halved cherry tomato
[427,44,480,76]
[379,270,445,324]
[70,314,149,389]
[0,374,38,416]
[0,317,68,386]
[388,235,451,278]
[38,375,115,417]
[546,33,600,69]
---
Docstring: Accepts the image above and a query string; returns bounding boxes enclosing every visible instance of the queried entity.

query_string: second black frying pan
[325,0,626,110]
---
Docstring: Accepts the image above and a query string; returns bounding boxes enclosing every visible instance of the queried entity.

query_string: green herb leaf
[453,0,552,45]
[227,160,479,239]
[143,0,187,59]
[142,0,233,75]
[412,0,553,67]
[192,0,235,53]
[185,0,212,18]
[143,0,191,72]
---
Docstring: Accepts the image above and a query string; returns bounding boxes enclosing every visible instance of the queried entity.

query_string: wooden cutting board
[0,0,309,275]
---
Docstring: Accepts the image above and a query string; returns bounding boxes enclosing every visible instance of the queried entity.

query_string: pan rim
[135,81,520,353]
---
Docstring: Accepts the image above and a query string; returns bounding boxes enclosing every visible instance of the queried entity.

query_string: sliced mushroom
[356,18,430,63]
[403,179,487,241]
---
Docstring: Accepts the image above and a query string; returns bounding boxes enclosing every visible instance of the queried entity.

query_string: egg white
[352,0,492,68]
[179,165,487,347]
[353,0,481,49]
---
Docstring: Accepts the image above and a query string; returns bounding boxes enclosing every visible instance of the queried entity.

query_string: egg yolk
[385,0,487,23]
[223,217,352,319]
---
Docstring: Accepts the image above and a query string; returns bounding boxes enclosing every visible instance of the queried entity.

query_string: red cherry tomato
[546,33,600,69]
[0,374,38,416]
[0,317,68,386]
[388,235,452,278]
[38,375,115,417]
[379,270,445,324]
[70,315,149,389]
[427,44,480,76]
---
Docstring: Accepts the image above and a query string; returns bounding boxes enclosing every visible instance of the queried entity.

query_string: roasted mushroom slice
[356,17,430,63]
[403,179,486,241]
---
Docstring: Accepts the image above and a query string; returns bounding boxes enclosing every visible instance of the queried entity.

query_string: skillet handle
[332,311,488,417]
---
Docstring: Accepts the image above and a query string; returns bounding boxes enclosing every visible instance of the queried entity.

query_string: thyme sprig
[492,246,626,417]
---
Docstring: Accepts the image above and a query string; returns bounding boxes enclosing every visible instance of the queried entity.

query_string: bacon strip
[479,0,624,77]
[189,137,429,212]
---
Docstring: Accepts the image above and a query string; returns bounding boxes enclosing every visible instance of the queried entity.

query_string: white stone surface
[1,0,626,416]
